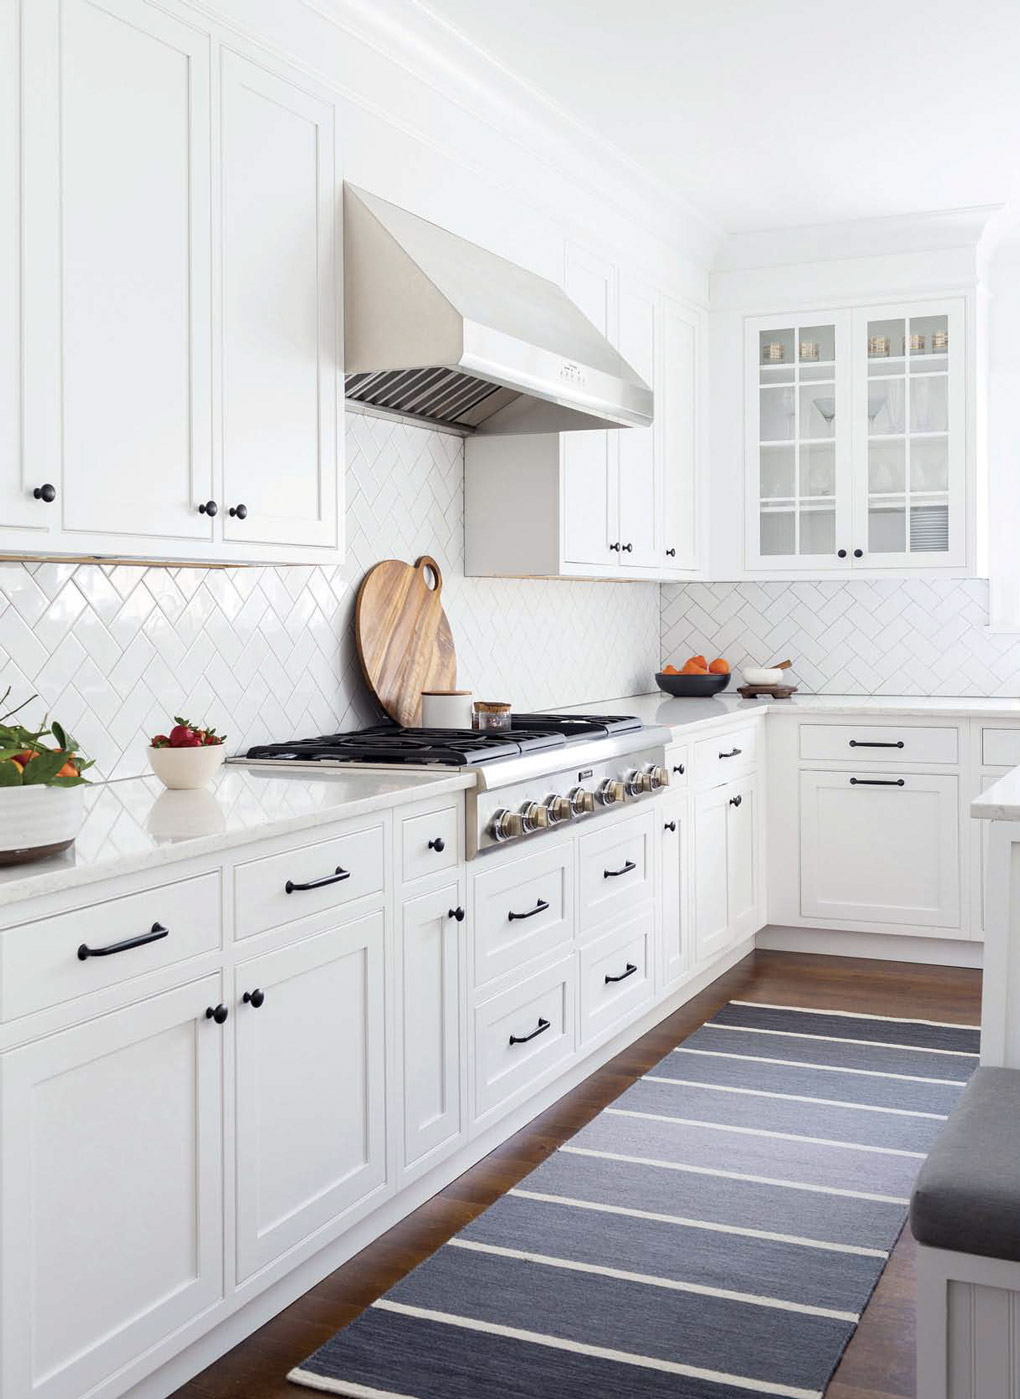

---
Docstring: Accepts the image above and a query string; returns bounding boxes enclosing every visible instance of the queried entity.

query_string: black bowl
[655,671,731,698]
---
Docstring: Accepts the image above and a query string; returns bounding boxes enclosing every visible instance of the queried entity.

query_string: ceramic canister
[421,691,474,729]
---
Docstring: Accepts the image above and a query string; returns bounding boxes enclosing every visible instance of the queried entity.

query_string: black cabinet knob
[837,548,847,558]
[665,548,676,558]
[243,988,265,1009]
[854,548,863,558]
[198,500,218,517]
[449,906,465,922]
[33,483,56,503]
[622,542,633,553]
[664,820,676,832]
[229,503,248,519]
[672,763,685,775]
[428,837,445,853]
[609,541,621,552]
[205,1003,229,1024]
[729,794,742,807]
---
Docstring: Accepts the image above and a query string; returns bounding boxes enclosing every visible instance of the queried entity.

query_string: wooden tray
[737,683,798,699]
[355,556,457,727]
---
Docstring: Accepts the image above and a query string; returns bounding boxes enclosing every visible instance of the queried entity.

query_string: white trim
[604,1107,927,1157]
[642,1074,949,1120]
[287,1374,418,1399]
[559,1145,911,1204]
[708,1023,979,1058]
[445,1238,860,1322]
[673,1046,968,1087]
[509,1187,888,1258]
[369,1300,824,1399]
[728,1001,980,1031]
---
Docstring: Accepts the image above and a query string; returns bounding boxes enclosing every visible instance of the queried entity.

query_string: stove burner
[244,724,565,767]
[512,712,642,740]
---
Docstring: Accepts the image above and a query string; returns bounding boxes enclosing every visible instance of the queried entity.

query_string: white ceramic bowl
[148,743,225,791]
[0,783,85,863]
[743,666,785,687]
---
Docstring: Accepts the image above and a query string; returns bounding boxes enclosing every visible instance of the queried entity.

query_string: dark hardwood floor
[171,949,981,1399]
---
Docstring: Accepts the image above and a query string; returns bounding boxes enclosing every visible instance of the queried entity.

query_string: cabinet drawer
[693,726,758,787]
[401,801,459,884]
[800,724,958,765]
[982,728,1020,768]
[235,820,385,938]
[473,955,575,1122]
[578,812,654,934]
[578,913,654,1046]
[471,843,573,989]
[664,741,690,787]
[0,873,221,1022]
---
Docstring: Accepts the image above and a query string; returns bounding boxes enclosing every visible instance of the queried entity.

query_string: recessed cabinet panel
[660,299,699,571]
[220,52,339,549]
[562,244,617,566]
[799,769,960,928]
[56,0,213,541]
[235,913,387,1281]
[0,976,223,1399]
[617,278,657,568]
[659,792,689,986]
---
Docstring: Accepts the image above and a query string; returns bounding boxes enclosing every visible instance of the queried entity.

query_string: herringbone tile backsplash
[661,579,1020,696]
[0,414,660,779]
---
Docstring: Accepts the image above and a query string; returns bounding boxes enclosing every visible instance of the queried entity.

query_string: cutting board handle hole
[417,556,442,592]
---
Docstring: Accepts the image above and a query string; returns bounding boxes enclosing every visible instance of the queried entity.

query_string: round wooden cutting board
[355,556,458,727]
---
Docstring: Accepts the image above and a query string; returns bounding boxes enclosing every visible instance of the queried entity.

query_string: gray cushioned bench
[912,1065,1020,1399]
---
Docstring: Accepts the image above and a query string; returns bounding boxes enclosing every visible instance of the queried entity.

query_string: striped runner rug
[290,1000,979,1399]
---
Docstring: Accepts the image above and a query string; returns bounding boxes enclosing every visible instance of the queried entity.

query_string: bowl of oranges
[656,656,731,697]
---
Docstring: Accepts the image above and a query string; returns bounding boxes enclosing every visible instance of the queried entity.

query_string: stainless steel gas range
[238,713,671,858]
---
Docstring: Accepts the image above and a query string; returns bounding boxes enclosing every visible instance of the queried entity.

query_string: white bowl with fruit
[148,719,226,790]
[0,689,92,864]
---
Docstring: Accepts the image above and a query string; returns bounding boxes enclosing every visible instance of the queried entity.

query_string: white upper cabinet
[659,296,700,571]
[218,52,339,552]
[745,297,968,575]
[616,276,657,568]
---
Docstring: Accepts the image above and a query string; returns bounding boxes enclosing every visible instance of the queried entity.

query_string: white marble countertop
[972,769,1020,821]
[0,766,475,907]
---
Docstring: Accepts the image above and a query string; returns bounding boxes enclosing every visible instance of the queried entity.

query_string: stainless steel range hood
[343,186,653,435]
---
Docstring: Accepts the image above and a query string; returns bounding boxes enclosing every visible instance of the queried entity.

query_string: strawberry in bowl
[148,717,227,789]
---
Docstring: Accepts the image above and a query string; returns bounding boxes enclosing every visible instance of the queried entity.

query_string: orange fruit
[57,761,79,778]
[681,660,709,675]
[708,658,730,674]
[661,663,678,675]
[690,655,708,670]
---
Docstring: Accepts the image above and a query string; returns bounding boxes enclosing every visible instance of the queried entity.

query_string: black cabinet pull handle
[719,747,742,759]
[604,859,637,879]
[854,548,863,558]
[849,739,904,749]
[78,921,168,961]
[285,866,350,894]
[34,483,56,503]
[243,988,265,1008]
[729,794,742,807]
[198,500,218,516]
[509,1017,550,1046]
[428,837,446,852]
[609,541,621,552]
[666,548,676,557]
[672,763,685,775]
[664,820,676,832]
[206,1004,229,1024]
[449,906,466,922]
[229,503,248,519]
[605,962,638,984]
[508,898,549,922]
[850,777,905,786]
[622,542,633,552]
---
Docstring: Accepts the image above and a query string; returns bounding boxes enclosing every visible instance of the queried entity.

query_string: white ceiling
[418,0,1020,234]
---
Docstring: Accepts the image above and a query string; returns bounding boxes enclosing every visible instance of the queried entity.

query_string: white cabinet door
[219,52,339,551]
[800,769,960,928]
[851,299,966,569]
[0,975,224,1399]
[659,296,700,571]
[235,911,387,1282]
[659,791,690,986]
[399,882,463,1180]
[727,772,759,938]
[562,244,618,567]
[24,0,214,546]
[694,784,730,963]
[616,277,657,568]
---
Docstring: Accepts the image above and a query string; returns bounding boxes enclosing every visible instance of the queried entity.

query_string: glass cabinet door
[746,314,852,569]
[852,300,966,568]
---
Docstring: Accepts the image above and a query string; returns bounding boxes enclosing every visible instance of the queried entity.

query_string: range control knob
[626,768,654,795]
[598,778,627,806]
[545,794,573,825]
[570,785,595,816]
[491,808,525,842]
[647,764,670,791]
[520,801,550,833]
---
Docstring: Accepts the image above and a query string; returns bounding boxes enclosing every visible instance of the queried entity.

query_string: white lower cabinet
[399,882,464,1180]
[659,791,690,987]
[578,911,654,1046]
[234,912,387,1282]
[0,975,225,1399]
[799,769,960,928]
[694,774,760,964]
[472,955,576,1125]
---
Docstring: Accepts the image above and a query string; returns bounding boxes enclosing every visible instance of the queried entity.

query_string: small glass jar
[908,332,926,355]
[473,701,512,732]
[799,340,820,362]
[762,341,785,363]
[868,335,891,358]
[932,328,949,352]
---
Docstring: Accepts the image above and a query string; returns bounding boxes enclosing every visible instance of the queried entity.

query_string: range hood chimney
[343,186,653,435]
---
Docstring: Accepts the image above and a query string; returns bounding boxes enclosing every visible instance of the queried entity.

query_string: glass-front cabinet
[746,298,967,572]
